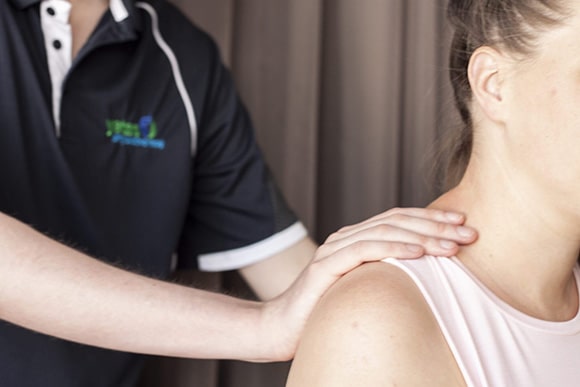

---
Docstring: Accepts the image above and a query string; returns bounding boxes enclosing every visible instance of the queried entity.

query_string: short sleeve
[176,41,307,272]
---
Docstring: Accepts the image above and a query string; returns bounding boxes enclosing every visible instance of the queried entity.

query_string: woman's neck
[430,158,580,321]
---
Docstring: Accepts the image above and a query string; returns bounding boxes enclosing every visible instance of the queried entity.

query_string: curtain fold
[230,0,323,231]
[138,1,455,385]
[317,0,406,238]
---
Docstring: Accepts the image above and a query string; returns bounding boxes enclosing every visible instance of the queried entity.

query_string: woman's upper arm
[286,262,459,387]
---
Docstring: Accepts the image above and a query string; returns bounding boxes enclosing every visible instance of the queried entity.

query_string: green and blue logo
[105,116,165,150]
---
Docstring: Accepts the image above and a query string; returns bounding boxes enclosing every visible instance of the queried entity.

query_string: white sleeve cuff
[197,222,308,272]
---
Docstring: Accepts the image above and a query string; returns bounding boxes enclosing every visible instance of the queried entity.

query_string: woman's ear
[468,47,505,123]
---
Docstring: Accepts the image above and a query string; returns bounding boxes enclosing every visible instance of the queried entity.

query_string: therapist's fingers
[321,208,477,259]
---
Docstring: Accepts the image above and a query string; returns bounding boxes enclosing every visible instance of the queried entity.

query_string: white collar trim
[109,0,128,22]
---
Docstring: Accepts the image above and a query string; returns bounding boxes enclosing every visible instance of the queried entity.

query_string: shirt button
[46,7,55,16]
[52,40,62,50]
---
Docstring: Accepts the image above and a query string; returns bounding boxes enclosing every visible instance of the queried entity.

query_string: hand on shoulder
[255,207,477,363]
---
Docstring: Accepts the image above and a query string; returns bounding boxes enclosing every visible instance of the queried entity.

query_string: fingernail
[445,212,463,222]
[440,240,456,250]
[457,226,475,238]
[406,244,422,253]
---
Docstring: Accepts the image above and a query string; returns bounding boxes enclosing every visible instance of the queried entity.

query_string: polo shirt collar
[109,0,128,22]
[9,0,141,32]
[109,0,143,35]
[9,0,142,37]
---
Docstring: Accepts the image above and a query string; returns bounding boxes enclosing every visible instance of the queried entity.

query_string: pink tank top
[383,256,580,387]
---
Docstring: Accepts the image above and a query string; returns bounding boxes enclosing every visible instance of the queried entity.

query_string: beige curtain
[137,0,458,385]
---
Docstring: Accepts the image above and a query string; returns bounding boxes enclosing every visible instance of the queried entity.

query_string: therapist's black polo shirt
[0,0,306,385]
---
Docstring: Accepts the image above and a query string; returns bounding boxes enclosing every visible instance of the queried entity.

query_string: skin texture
[287,2,580,384]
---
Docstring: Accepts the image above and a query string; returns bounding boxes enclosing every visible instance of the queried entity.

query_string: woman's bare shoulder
[296,261,439,355]
[286,261,465,386]
[301,261,436,337]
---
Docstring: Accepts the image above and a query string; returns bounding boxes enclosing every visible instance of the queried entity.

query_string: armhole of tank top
[382,258,475,386]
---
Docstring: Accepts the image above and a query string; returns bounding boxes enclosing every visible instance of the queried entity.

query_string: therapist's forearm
[0,212,271,361]
[239,237,317,300]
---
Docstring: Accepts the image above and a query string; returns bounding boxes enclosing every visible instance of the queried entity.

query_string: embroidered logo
[105,116,165,150]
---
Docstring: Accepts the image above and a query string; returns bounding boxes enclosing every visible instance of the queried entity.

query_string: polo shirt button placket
[40,0,73,135]
[44,5,63,52]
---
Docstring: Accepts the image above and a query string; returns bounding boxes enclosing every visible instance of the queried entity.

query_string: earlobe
[468,47,504,122]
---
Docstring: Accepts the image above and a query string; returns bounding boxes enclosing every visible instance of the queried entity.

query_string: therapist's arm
[0,211,270,360]
[0,208,476,361]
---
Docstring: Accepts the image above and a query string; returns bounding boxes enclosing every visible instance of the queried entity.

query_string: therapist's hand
[258,207,477,361]
[319,207,477,259]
